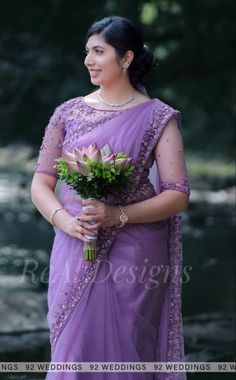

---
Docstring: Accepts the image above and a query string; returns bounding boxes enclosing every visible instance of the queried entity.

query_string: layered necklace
[98,90,135,108]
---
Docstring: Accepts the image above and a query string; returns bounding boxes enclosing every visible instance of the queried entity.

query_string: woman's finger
[78,215,100,225]
[76,232,90,242]
[77,215,99,227]
[84,223,99,230]
[70,225,90,242]
[80,208,97,217]
[82,199,100,207]
[76,225,97,236]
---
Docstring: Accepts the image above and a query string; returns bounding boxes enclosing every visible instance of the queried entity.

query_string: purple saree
[34,97,190,380]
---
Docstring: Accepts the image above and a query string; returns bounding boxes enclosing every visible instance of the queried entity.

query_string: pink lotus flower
[100,144,112,158]
[114,157,132,170]
[82,143,102,161]
[102,154,116,164]
[73,147,86,161]
[66,161,80,173]
[76,161,90,176]
[62,151,77,162]
[62,143,133,176]
[62,149,90,176]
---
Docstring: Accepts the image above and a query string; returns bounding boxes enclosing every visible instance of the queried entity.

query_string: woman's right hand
[59,213,99,242]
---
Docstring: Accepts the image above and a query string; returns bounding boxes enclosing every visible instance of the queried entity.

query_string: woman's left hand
[78,199,119,229]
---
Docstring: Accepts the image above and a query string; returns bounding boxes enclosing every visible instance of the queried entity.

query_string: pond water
[0,173,235,380]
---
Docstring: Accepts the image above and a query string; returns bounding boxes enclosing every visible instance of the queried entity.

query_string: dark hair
[86,16,157,90]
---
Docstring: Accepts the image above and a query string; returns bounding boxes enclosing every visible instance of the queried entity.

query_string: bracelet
[50,207,64,226]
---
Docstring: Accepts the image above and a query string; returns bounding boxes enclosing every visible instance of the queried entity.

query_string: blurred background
[0,0,235,379]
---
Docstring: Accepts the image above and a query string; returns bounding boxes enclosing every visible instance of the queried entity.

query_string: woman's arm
[81,189,188,228]
[123,116,189,223]
[31,173,63,223]
[31,103,98,241]
[120,189,189,224]
[79,117,190,227]
[31,173,98,241]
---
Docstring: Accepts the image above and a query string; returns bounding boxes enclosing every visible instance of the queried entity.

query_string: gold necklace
[98,90,135,107]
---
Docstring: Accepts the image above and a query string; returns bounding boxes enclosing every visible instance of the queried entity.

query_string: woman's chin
[90,77,102,86]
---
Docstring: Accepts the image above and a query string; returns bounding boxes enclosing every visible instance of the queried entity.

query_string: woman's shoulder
[151,97,180,114]
[55,96,84,112]
[146,98,181,130]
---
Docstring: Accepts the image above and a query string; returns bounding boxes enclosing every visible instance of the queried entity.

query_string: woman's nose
[84,53,94,67]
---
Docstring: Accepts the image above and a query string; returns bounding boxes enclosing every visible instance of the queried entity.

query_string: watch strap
[117,206,128,228]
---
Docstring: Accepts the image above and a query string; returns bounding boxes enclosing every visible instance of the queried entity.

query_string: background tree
[0,0,234,159]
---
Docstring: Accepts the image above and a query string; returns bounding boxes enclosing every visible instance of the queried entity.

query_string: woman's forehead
[86,34,108,49]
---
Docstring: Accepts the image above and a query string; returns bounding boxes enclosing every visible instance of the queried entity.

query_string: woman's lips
[89,69,101,78]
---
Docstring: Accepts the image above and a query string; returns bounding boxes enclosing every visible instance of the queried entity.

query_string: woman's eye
[95,50,103,54]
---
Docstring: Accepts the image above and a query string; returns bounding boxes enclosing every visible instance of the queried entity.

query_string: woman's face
[84,34,123,86]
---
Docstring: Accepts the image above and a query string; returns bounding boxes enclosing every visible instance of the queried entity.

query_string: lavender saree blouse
[34,96,190,380]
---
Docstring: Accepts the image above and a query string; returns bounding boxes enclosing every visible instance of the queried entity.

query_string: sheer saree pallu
[34,97,190,380]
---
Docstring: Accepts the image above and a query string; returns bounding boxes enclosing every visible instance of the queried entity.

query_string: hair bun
[129,46,158,87]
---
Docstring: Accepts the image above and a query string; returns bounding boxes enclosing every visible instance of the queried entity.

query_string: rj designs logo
[19,258,192,289]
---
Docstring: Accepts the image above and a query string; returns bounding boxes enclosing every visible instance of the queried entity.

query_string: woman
[31,16,190,380]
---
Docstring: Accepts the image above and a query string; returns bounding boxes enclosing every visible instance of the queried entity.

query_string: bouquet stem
[83,239,98,261]
[82,198,98,261]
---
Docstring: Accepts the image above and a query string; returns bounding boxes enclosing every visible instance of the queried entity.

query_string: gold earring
[122,64,129,73]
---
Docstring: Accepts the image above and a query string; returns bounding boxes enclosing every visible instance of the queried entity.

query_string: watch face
[120,214,128,223]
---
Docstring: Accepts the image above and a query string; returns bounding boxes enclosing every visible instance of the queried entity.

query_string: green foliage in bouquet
[55,144,135,199]
[54,144,134,261]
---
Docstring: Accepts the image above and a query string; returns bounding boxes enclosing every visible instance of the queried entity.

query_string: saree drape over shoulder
[34,97,190,380]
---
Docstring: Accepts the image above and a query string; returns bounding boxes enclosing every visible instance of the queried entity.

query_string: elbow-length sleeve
[155,115,190,196]
[34,104,65,178]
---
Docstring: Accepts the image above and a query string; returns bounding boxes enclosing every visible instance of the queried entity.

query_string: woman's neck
[99,80,136,103]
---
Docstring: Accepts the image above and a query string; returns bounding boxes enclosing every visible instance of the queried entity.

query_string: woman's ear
[123,50,134,66]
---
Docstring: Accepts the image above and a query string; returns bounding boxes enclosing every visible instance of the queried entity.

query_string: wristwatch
[117,206,128,228]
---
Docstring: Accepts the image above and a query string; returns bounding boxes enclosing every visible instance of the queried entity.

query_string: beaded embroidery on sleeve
[34,97,123,177]
[33,102,66,178]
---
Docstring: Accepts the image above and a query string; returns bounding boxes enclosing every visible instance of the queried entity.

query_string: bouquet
[55,143,134,261]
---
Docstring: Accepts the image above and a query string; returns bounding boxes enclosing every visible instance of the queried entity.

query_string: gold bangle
[50,207,64,226]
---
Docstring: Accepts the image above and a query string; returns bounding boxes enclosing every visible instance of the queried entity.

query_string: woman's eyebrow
[85,45,105,50]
